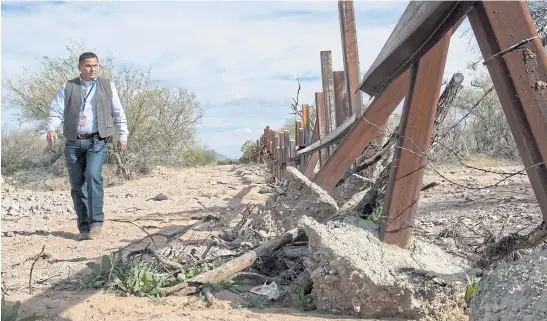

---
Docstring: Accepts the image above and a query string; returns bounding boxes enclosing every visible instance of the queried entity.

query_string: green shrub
[1,295,41,321]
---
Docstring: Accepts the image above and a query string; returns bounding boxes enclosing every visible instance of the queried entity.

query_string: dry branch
[29,245,46,294]
[201,286,215,305]
[232,272,288,285]
[476,220,547,268]
[117,215,219,263]
[354,126,399,174]
[162,228,304,296]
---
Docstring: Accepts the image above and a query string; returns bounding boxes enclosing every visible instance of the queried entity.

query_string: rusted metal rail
[251,0,547,249]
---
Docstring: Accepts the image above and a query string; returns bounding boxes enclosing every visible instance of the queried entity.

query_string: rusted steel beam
[265,128,269,153]
[304,123,321,179]
[333,70,348,128]
[321,51,337,146]
[302,104,311,145]
[302,104,311,168]
[380,28,452,248]
[312,71,410,192]
[296,114,357,156]
[339,0,362,116]
[295,121,302,171]
[284,130,290,172]
[468,0,547,220]
[315,92,329,166]
[280,132,285,179]
[359,0,475,96]
[294,120,302,146]
[273,133,278,177]
[269,129,274,154]
[290,140,296,166]
[304,152,319,179]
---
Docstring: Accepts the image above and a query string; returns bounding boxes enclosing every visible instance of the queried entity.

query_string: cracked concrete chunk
[332,174,371,206]
[300,215,471,321]
[470,250,547,321]
[251,166,338,234]
[334,188,368,218]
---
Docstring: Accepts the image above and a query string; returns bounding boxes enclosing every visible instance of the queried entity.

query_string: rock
[5,231,15,237]
[251,166,338,234]
[470,250,547,321]
[300,215,471,321]
[442,238,456,247]
[9,204,20,212]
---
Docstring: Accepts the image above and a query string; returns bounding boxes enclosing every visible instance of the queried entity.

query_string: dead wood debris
[474,220,547,268]
[86,203,310,303]
[161,228,305,296]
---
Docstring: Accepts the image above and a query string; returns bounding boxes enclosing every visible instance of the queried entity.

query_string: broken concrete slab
[300,215,472,321]
[332,174,372,206]
[470,249,547,321]
[251,166,338,235]
[332,188,369,220]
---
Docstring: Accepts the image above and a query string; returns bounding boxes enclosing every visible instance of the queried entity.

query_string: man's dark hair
[79,52,98,64]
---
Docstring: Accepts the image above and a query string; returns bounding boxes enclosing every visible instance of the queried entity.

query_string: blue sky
[1,0,481,158]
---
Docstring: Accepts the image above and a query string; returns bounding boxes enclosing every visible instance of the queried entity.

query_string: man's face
[78,57,99,81]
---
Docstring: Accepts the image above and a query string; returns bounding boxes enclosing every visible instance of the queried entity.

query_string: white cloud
[234,128,252,134]
[1,0,480,158]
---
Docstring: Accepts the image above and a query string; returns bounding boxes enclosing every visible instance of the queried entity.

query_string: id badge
[79,114,86,126]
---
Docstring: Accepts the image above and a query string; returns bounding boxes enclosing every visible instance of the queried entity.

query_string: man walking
[47,52,129,241]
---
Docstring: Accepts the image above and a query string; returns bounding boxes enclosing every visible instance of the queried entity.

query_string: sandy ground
[1,159,543,320]
[1,164,365,321]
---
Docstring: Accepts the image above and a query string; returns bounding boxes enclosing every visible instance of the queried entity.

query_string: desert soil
[1,159,543,320]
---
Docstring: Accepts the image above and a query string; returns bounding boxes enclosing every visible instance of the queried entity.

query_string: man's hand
[47,130,57,147]
[118,140,127,152]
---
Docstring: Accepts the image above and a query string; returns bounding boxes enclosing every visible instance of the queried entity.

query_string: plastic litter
[249,281,280,300]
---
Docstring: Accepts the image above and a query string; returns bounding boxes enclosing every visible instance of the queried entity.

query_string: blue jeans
[64,137,108,233]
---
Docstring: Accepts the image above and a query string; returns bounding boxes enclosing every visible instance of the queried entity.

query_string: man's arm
[110,81,129,142]
[48,83,66,132]
[47,83,66,146]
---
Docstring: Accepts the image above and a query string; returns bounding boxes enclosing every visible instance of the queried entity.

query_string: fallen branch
[354,127,398,174]
[278,246,308,259]
[29,246,46,294]
[161,228,305,296]
[116,215,219,262]
[164,215,220,242]
[476,220,547,268]
[143,248,183,270]
[201,286,215,306]
[232,272,288,285]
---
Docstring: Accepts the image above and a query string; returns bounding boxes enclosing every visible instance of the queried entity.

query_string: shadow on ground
[6,220,381,321]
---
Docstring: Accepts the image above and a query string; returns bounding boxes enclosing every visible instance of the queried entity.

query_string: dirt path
[1,159,543,320]
[1,164,365,321]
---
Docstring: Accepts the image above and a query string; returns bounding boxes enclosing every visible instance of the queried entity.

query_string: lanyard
[81,81,96,112]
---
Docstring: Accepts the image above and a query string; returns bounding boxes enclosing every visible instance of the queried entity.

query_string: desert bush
[1,295,41,321]
[2,41,216,179]
[1,128,44,175]
[240,139,258,159]
[0,126,64,176]
[217,159,236,165]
